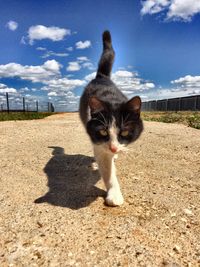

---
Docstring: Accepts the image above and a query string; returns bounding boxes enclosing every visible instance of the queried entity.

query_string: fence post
[51,103,54,112]
[23,97,25,112]
[6,92,9,113]
[36,101,39,112]
[48,102,51,112]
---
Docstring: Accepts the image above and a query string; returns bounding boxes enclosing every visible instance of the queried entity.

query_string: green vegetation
[142,111,200,130]
[0,112,55,121]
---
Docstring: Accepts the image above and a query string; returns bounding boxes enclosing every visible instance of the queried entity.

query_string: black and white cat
[79,31,143,206]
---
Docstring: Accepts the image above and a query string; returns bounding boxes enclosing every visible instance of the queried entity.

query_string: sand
[0,113,200,266]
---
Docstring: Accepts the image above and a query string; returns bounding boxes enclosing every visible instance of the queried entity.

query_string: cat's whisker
[122,114,130,127]
[123,120,133,127]
[99,111,107,125]
[121,116,124,128]
[91,118,106,126]
[121,146,129,152]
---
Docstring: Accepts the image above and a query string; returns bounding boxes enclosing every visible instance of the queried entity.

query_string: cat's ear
[126,96,141,113]
[89,97,105,113]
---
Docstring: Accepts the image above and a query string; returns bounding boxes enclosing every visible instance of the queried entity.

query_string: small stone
[162,259,169,266]
[180,217,187,222]
[37,221,43,228]
[68,251,73,257]
[68,259,76,265]
[183,209,193,216]
[173,245,181,253]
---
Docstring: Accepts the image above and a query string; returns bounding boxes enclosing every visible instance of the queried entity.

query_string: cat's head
[86,96,143,154]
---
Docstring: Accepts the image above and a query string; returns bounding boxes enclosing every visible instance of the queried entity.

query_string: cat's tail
[96,30,115,78]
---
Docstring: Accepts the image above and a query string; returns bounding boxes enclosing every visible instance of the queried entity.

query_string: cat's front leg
[106,182,124,207]
[94,147,123,206]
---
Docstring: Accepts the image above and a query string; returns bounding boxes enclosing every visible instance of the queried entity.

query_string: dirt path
[0,113,200,267]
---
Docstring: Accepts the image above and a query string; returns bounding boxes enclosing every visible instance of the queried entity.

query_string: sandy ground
[0,113,200,267]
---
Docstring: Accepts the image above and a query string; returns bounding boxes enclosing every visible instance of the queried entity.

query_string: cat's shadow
[34,146,106,210]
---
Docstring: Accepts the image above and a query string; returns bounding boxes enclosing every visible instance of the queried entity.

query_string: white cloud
[141,0,200,21]
[142,74,200,101]
[20,36,27,45]
[77,57,95,70]
[6,20,18,31]
[46,90,81,112]
[85,72,96,81]
[167,0,200,21]
[112,70,155,94]
[82,62,95,70]
[41,51,69,58]
[77,56,89,62]
[36,47,47,51]
[152,87,200,99]
[75,40,91,49]
[141,0,170,15]
[84,70,155,96]
[48,92,57,96]
[171,74,200,88]
[61,91,80,111]
[0,60,61,83]
[28,25,71,44]
[42,77,86,92]
[66,46,73,51]
[66,61,81,71]
[0,83,17,93]
[113,70,134,78]
[19,87,30,93]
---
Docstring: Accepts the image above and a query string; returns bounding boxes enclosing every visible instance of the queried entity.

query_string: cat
[79,30,143,206]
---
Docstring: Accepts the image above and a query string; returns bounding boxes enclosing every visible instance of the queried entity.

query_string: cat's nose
[109,144,118,153]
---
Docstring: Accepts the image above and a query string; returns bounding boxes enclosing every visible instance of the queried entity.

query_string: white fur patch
[108,118,119,147]
[93,144,124,207]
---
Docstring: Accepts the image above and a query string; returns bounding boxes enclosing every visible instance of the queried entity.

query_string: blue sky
[0,0,200,111]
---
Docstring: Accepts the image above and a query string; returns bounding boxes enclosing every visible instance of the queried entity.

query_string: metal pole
[36,101,38,112]
[6,92,9,113]
[23,97,25,112]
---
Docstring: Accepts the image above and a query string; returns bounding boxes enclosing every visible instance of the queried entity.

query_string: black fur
[96,30,115,78]
[79,30,143,145]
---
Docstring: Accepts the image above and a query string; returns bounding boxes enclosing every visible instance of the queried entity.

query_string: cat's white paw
[106,188,124,206]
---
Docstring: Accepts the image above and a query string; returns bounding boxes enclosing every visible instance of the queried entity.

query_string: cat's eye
[121,130,129,137]
[99,129,108,136]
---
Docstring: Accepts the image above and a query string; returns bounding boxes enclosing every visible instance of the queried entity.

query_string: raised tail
[96,31,115,78]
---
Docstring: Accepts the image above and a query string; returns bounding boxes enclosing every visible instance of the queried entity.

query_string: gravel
[0,113,200,266]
